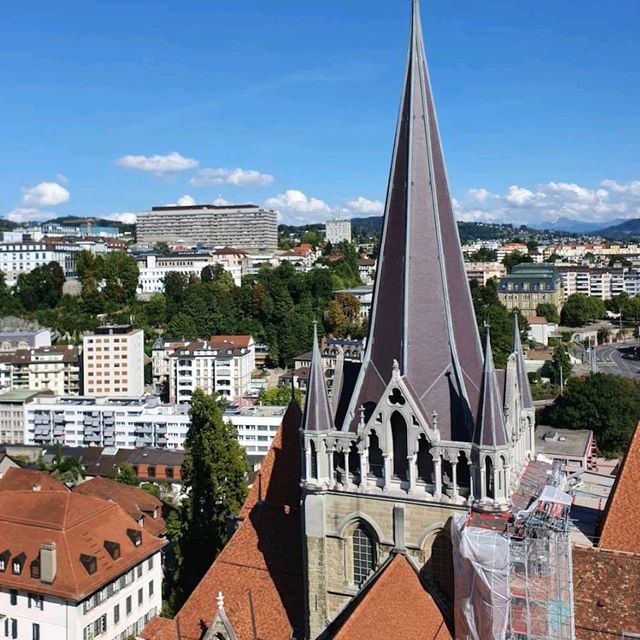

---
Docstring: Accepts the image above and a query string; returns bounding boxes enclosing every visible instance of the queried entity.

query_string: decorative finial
[217,591,224,610]
[359,404,366,428]
[392,358,400,374]
[431,411,438,428]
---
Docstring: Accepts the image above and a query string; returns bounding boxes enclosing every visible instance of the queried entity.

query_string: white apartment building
[83,326,144,397]
[0,346,81,395]
[0,243,70,286]
[136,204,278,251]
[0,488,164,640]
[556,265,625,300]
[224,404,287,455]
[324,218,352,245]
[464,261,506,285]
[24,396,190,449]
[157,336,255,403]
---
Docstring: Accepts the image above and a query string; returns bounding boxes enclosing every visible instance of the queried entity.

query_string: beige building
[498,264,564,316]
[464,260,506,285]
[0,346,81,395]
[0,389,48,444]
[136,204,278,251]
[83,325,145,397]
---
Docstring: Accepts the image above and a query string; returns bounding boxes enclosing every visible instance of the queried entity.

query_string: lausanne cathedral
[142,2,640,639]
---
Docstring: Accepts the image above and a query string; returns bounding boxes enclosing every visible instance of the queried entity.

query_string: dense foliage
[502,250,533,274]
[560,294,606,326]
[259,386,304,406]
[547,343,572,385]
[166,390,247,611]
[536,303,559,324]
[543,373,640,456]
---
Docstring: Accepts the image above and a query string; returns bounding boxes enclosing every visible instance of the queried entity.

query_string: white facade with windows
[324,218,352,245]
[0,552,162,640]
[224,404,286,455]
[24,396,190,449]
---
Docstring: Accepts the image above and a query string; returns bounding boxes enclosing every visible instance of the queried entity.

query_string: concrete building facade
[498,264,564,315]
[324,218,352,245]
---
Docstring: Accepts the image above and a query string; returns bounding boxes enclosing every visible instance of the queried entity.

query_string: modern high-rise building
[136,204,278,251]
[324,218,352,245]
[83,326,145,397]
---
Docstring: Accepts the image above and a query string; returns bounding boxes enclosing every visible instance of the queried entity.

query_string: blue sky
[1,0,639,226]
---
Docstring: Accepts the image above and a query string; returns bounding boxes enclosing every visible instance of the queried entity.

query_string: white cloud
[115,151,198,174]
[191,167,274,187]
[344,196,384,215]
[265,189,332,223]
[101,212,138,224]
[454,178,640,225]
[6,207,51,224]
[176,195,196,206]
[22,182,70,207]
[213,197,231,206]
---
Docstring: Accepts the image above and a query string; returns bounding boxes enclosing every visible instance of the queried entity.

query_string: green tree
[153,241,172,256]
[259,386,304,406]
[560,294,605,327]
[547,343,572,385]
[39,443,84,486]
[168,390,248,607]
[465,247,497,262]
[544,373,640,456]
[15,262,65,310]
[502,250,533,274]
[536,303,559,324]
[115,463,139,486]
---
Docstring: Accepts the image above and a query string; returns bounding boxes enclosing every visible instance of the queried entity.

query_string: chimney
[40,542,56,584]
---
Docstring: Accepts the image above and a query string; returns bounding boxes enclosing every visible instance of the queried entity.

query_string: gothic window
[391,411,408,480]
[310,441,318,479]
[333,450,343,484]
[417,435,434,483]
[485,456,494,499]
[442,459,453,491]
[368,431,384,479]
[457,451,470,488]
[348,442,360,482]
[352,524,376,586]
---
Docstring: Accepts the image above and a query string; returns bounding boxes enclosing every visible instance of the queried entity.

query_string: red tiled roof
[573,545,640,639]
[73,476,166,537]
[140,616,177,640]
[0,490,166,601]
[0,468,69,492]
[598,420,640,554]
[141,402,304,640]
[331,554,452,640]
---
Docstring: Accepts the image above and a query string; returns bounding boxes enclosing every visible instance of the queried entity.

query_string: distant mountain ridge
[597,218,640,240]
[530,216,628,234]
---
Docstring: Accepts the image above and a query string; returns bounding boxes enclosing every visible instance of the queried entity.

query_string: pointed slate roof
[341,0,483,439]
[513,315,534,410]
[474,331,508,448]
[302,323,334,432]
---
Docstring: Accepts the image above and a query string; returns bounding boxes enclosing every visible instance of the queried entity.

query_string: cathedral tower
[301,2,535,637]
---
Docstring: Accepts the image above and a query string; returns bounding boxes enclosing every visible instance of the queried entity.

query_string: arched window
[391,411,408,480]
[310,441,318,479]
[368,431,384,479]
[417,435,434,484]
[348,442,360,483]
[352,524,376,586]
[485,456,494,499]
[457,451,470,488]
[333,450,343,484]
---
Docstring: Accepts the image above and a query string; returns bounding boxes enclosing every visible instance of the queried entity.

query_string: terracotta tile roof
[0,490,166,601]
[140,616,177,640]
[0,468,69,492]
[72,476,166,537]
[573,545,640,639]
[141,402,304,640]
[598,420,640,554]
[330,554,452,640]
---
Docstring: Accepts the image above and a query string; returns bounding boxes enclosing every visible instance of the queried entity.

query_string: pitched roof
[474,331,508,448]
[302,324,334,432]
[0,467,69,492]
[142,402,304,640]
[573,545,640,639]
[513,315,534,410]
[598,420,640,553]
[0,489,165,601]
[339,0,483,439]
[330,554,452,640]
[72,476,166,537]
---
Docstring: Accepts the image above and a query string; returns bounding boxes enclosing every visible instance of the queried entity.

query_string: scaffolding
[453,461,575,640]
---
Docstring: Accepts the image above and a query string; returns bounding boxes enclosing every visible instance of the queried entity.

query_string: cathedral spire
[302,323,334,432]
[513,314,534,410]
[474,329,508,448]
[340,0,484,439]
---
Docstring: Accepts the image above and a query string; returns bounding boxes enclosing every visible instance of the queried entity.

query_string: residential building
[334,285,373,319]
[0,346,81,395]
[0,481,165,640]
[325,218,352,245]
[136,204,278,251]
[162,335,256,403]
[0,326,51,351]
[0,389,49,444]
[135,252,213,295]
[224,404,287,456]
[83,326,144,397]
[498,263,564,315]
[495,241,529,263]
[0,242,70,286]
[356,257,376,284]
[25,396,190,449]
[525,315,557,346]
[279,243,319,271]
[464,260,506,285]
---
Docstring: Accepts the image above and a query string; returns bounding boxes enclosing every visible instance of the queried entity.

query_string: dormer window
[103,540,121,561]
[30,558,40,579]
[126,529,142,547]
[12,553,26,575]
[80,554,97,575]
[0,550,9,572]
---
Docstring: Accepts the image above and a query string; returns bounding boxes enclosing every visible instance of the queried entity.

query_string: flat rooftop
[535,426,592,459]
[225,404,287,418]
[0,389,49,403]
